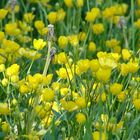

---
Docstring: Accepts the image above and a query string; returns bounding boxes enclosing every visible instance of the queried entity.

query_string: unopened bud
[118,16,127,29]
[48,24,54,41]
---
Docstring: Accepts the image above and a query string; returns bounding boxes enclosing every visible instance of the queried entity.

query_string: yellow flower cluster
[0,0,139,139]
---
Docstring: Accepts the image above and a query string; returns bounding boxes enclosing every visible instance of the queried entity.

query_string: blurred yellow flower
[92,23,104,35]
[33,39,46,50]
[92,131,107,140]
[64,0,73,8]
[133,99,140,110]
[96,68,111,82]
[48,12,57,24]
[122,49,131,61]
[76,112,86,124]
[90,59,100,72]
[88,42,96,52]
[0,31,5,41]
[77,0,84,8]
[2,122,10,133]
[34,20,45,30]
[41,88,55,102]
[58,36,68,49]
[0,9,8,20]
[6,64,20,77]
[57,9,66,21]
[24,13,35,23]
[75,97,86,109]
[58,52,67,64]
[5,23,21,36]
[110,83,123,95]
[0,103,10,115]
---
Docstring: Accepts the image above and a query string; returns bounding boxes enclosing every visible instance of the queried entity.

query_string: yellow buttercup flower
[57,52,68,64]
[77,0,84,8]
[85,8,100,22]
[19,83,29,94]
[77,59,90,74]
[122,49,131,61]
[0,9,8,20]
[88,42,96,52]
[56,68,67,79]
[85,11,95,22]
[78,32,86,41]
[101,92,107,102]
[6,64,20,77]
[96,68,111,82]
[64,0,73,8]
[102,6,116,19]
[0,31,5,41]
[2,39,20,53]
[1,78,9,87]
[57,9,66,21]
[110,83,123,95]
[42,74,53,86]
[76,113,86,124]
[133,99,140,110]
[24,13,35,23]
[11,75,19,83]
[5,23,21,36]
[91,7,100,18]
[90,59,100,72]
[135,19,140,29]
[51,82,60,91]
[75,97,86,109]
[48,12,57,24]
[58,36,68,49]
[120,63,129,76]
[63,100,78,112]
[106,39,120,48]
[101,114,108,123]
[113,45,121,53]
[0,103,10,115]
[115,4,128,15]
[117,91,126,102]
[34,20,45,30]
[92,23,104,35]
[1,122,10,133]
[33,39,46,50]
[92,131,107,140]
[41,88,55,102]
[0,64,5,72]
[128,62,139,73]
[68,35,79,47]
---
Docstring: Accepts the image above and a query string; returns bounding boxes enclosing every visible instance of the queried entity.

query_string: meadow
[0,0,140,139]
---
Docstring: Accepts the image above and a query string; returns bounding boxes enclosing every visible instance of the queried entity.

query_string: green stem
[27,95,39,134]
[87,0,90,11]
[12,12,15,23]
[43,41,51,76]
[131,0,135,51]
[0,20,2,30]
[21,0,27,12]
[27,60,34,75]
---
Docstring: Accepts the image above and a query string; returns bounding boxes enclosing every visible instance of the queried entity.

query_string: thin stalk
[43,41,51,76]
[87,0,90,11]
[131,0,135,51]
[27,60,34,75]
